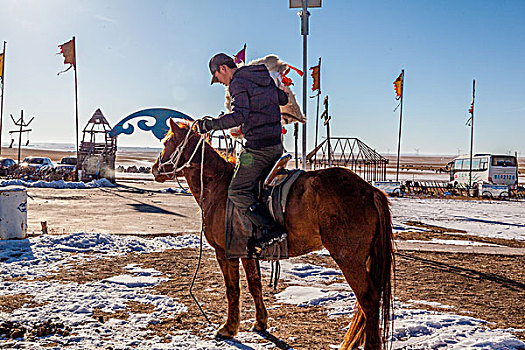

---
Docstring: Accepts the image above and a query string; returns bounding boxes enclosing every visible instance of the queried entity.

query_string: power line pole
[9,110,34,164]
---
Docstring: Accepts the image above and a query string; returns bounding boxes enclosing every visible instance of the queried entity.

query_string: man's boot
[245,202,287,254]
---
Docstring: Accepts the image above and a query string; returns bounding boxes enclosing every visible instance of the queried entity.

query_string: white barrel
[0,186,28,240]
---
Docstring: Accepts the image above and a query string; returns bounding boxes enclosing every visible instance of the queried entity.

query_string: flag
[393,72,403,100]
[287,64,303,77]
[0,53,4,79]
[468,97,474,115]
[310,64,320,92]
[57,38,76,75]
[281,64,303,87]
[234,44,246,64]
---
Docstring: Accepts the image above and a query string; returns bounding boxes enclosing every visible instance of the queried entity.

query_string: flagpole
[469,79,475,188]
[73,36,80,181]
[313,57,321,169]
[395,69,404,181]
[0,41,6,156]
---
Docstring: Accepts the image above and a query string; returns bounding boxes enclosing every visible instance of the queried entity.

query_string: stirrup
[253,232,288,254]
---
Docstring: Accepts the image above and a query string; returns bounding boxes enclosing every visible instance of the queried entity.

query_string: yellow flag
[0,53,4,79]
[393,72,403,99]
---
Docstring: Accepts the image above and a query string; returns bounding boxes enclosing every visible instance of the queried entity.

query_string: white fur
[224,54,306,135]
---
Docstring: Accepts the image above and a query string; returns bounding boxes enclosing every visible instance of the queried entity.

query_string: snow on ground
[1,232,524,349]
[390,196,525,241]
[274,282,525,349]
[0,178,116,189]
[401,239,504,247]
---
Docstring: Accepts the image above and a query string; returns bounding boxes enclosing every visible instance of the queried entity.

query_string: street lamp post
[290,0,321,170]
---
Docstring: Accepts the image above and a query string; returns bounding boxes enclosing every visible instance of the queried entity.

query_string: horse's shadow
[399,253,525,292]
[456,215,525,228]
[220,331,292,350]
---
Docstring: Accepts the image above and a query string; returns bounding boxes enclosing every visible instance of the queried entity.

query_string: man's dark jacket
[211,64,288,149]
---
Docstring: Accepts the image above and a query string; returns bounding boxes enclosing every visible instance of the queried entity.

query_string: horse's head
[152,118,195,182]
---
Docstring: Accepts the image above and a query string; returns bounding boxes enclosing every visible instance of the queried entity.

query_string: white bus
[449,154,518,187]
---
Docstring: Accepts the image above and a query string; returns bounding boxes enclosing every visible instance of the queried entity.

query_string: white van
[449,154,518,187]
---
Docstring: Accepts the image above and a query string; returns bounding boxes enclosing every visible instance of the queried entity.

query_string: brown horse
[152,119,394,350]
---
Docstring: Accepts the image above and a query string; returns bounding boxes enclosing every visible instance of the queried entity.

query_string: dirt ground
[2,179,525,347]
[4,238,523,348]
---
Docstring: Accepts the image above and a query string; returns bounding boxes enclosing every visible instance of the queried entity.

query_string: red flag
[468,97,474,114]
[393,72,403,100]
[281,64,303,87]
[234,44,246,64]
[310,64,320,92]
[57,38,76,75]
[287,64,303,77]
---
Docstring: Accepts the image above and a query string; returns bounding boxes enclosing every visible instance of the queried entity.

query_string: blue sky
[1,0,524,156]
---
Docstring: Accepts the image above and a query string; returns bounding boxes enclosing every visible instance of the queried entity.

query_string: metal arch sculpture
[108,108,194,140]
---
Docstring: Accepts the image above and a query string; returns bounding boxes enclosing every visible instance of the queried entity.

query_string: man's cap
[209,53,234,84]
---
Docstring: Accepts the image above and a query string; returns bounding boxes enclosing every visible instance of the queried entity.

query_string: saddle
[225,154,304,259]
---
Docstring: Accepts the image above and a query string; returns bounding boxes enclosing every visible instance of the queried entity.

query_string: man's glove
[195,118,213,134]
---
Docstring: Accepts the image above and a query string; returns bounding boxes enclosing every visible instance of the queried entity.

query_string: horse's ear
[169,118,179,131]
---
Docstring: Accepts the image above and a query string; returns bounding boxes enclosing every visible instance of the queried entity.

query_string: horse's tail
[371,189,394,348]
[341,189,394,349]
[343,303,366,348]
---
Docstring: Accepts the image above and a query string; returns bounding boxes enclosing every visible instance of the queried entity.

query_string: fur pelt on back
[224,55,306,134]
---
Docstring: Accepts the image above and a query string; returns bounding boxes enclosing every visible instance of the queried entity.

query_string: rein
[157,123,211,324]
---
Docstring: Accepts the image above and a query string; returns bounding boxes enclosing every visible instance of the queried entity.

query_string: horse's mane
[164,120,236,166]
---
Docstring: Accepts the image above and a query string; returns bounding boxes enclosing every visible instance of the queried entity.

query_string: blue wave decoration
[109,108,194,140]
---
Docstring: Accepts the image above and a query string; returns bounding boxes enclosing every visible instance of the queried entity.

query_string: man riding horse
[195,53,289,254]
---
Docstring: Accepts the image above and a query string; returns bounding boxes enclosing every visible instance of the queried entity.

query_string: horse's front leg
[241,258,268,332]
[215,249,241,338]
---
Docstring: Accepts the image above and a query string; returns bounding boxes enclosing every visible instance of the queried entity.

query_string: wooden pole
[395,69,405,181]
[17,110,23,164]
[294,123,298,167]
[469,79,475,188]
[0,41,6,156]
[313,57,321,170]
[73,37,80,180]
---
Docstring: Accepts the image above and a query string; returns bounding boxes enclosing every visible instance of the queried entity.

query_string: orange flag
[310,64,320,92]
[0,53,4,79]
[57,38,76,75]
[393,72,403,100]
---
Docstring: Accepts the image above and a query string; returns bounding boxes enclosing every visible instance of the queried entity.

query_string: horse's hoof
[215,324,236,339]
[250,321,267,332]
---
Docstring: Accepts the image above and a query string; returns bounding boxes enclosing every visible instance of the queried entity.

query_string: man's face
[214,65,233,86]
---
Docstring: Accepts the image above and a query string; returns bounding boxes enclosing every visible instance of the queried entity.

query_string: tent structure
[308,137,388,182]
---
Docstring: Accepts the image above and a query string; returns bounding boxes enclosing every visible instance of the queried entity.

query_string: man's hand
[195,118,213,134]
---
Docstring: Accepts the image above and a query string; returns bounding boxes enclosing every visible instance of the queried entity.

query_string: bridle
[156,122,205,180]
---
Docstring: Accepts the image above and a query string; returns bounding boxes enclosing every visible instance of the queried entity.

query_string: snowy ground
[1,232,524,349]
[390,197,525,241]
[0,178,116,189]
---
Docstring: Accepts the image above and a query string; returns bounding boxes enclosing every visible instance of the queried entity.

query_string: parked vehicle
[448,154,518,187]
[20,157,54,171]
[56,156,77,171]
[0,158,17,176]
